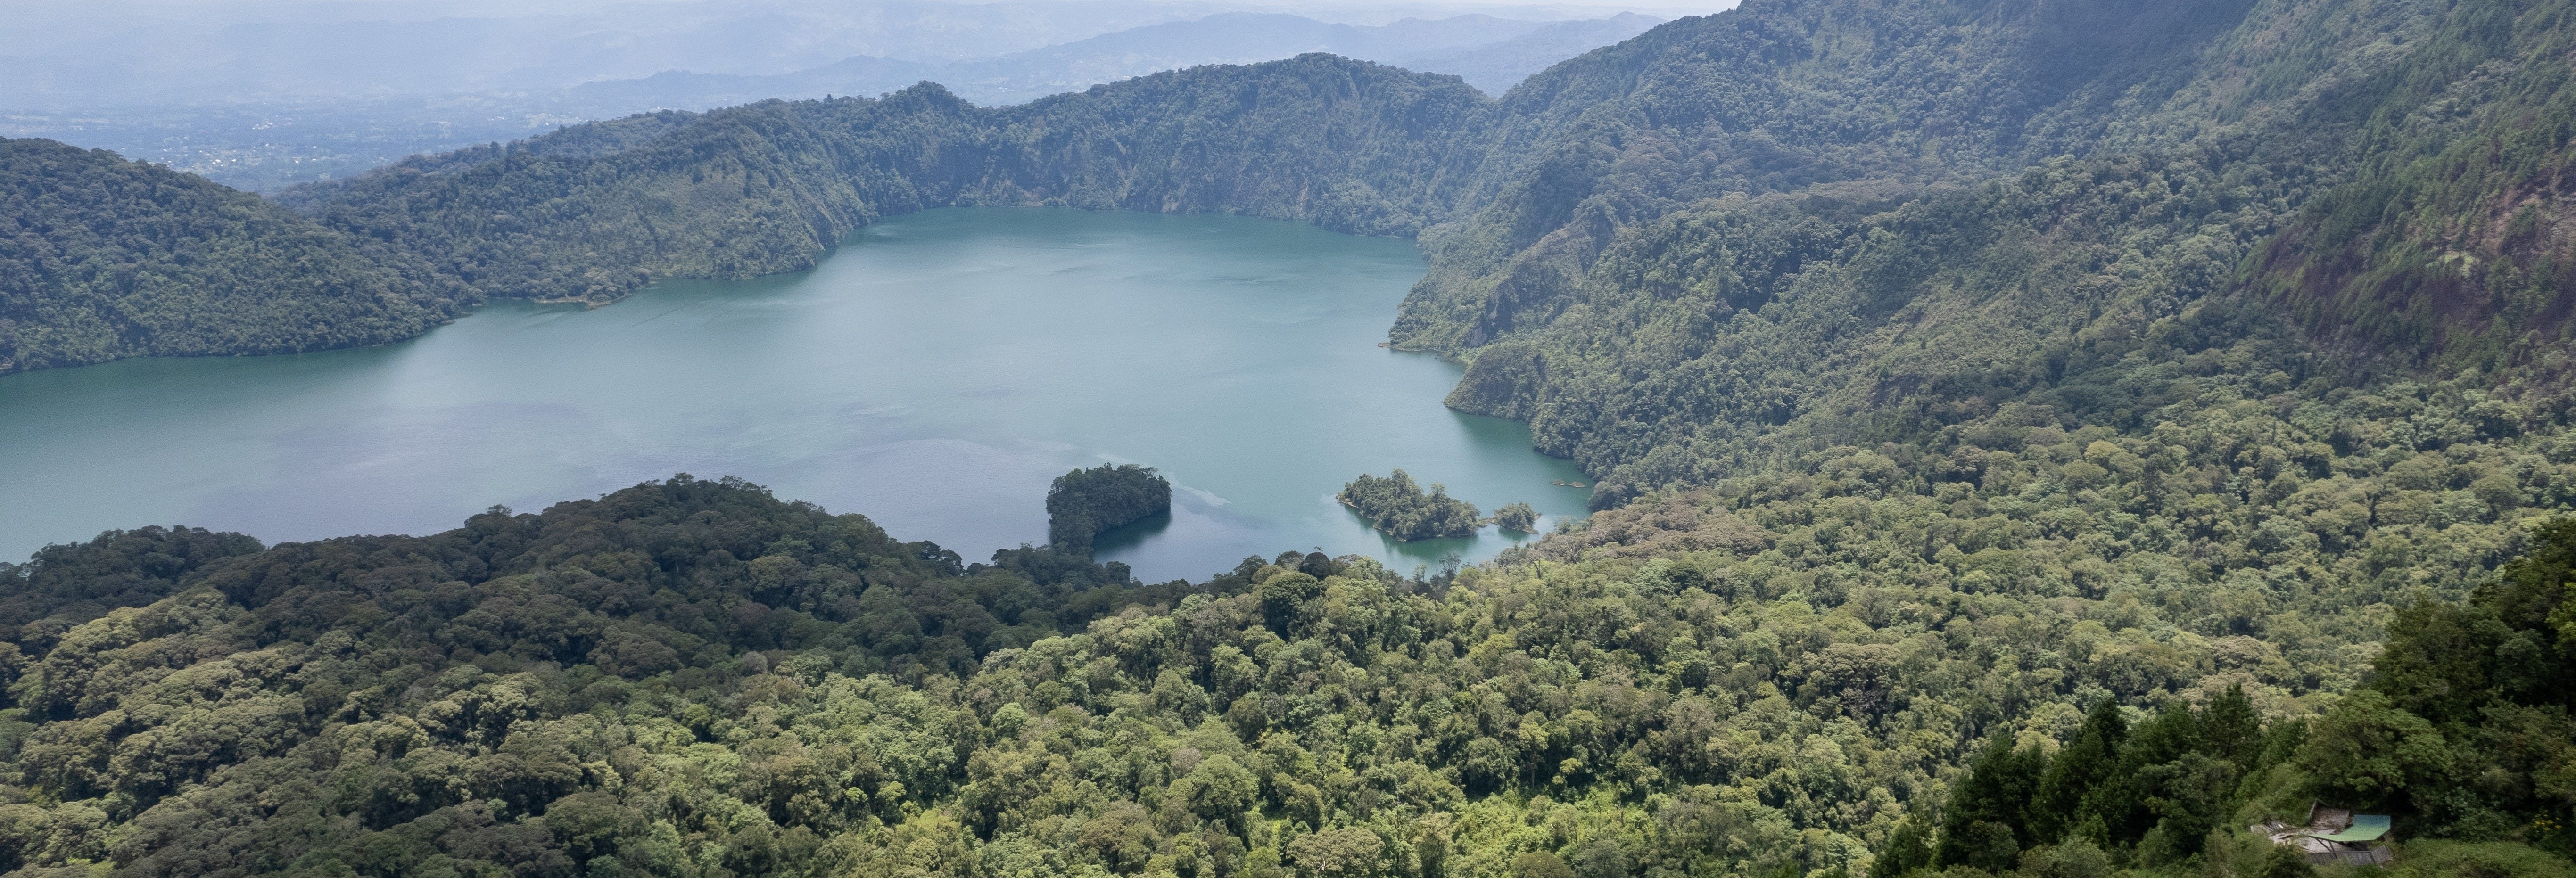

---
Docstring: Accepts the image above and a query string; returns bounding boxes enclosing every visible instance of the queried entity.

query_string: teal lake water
[0,208,1589,581]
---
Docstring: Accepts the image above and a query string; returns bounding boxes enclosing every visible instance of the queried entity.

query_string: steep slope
[16,1,2576,871]
[271,0,2279,330]
[1412,0,2576,502]
[3,52,1486,373]
[0,139,456,373]
[1390,0,2263,352]
[15,0,2576,500]
[289,57,1483,305]
[2247,0,2576,372]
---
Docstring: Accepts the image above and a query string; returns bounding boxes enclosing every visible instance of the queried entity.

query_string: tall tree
[1935,735,2046,872]
[2031,698,2127,844]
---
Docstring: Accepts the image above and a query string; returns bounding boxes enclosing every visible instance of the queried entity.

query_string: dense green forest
[1338,472,1485,541]
[11,0,2576,874]
[0,475,2568,878]
[1049,465,1174,554]
[0,140,456,373]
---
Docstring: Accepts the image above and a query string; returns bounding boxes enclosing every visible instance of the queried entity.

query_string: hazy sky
[2,0,1738,108]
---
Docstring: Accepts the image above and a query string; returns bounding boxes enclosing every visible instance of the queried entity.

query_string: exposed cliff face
[2243,3,2576,375]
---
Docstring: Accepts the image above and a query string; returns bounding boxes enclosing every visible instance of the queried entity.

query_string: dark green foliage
[0,526,264,654]
[9,484,2576,876]
[0,475,2063,878]
[1046,464,1172,553]
[2259,843,2318,878]
[1401,0,2576,515]
[2249,0,2576,369]
[2033,700,2128,844]
[1934,737,2046,871]
[0,476,1257,877]
[1869,817,1932,878]
[1917,683,2307,870]
[0,139,457,374]
[2092,702,2204,847]
[2203,685,2263,771]
[1337,470,1482,540]
[1874,522,2576,869]
[1492,501,1537,533]
[287,57,1484,308]
[18,0,2576,874]
[2294,517,2576,842]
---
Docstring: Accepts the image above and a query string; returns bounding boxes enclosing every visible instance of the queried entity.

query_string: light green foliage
[0,476,1245,876]
[0,475,2324,877]
[1,484,2574,876]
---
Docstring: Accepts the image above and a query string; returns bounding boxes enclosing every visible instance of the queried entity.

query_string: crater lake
[0,208,1592,580]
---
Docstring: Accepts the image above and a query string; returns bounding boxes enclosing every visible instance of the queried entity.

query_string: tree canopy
[2,476,2569,877]
[0,139,457,373]
[1049,464,1173,554]
[1338,471,1483,541]
[12,0,2576,873]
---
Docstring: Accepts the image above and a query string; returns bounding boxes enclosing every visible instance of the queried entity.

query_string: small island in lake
[1338,469,1482,541]
[1048,464,1172,553]
[1493,501,1538,533]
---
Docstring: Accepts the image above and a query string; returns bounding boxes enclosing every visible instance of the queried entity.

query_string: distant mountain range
[0,10,1660,191]
[565,12,1665,108]
[0,0,1244,107]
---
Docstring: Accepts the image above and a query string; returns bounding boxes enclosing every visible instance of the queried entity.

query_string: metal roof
[2318,814,2391,843]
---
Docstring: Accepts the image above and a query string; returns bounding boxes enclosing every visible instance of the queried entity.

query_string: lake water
[0,208,1590,581]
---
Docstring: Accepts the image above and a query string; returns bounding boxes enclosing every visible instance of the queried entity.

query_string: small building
[2251,805,2395,866]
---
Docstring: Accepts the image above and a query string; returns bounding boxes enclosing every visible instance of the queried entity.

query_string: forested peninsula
[0,141,456,373]
[9,0,2576,875]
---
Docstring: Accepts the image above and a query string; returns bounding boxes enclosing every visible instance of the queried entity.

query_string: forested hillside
[0,139,456,373]
[11,0,2576,874]
[0,476,2566,878]
[278,57,1480,307]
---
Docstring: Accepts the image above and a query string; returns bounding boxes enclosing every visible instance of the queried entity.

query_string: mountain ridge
[0,139,455,373]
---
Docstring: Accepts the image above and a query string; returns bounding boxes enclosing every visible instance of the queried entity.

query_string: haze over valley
[3,0,1672,190]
